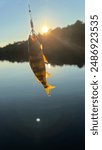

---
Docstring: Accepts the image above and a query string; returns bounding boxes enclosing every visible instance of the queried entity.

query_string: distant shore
[0,20,85,67]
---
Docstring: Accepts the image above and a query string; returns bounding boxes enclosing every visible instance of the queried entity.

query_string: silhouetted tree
[0,20,85,67]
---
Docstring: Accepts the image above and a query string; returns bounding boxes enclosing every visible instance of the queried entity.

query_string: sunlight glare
[42,25,49,34]
[48,63,51,69]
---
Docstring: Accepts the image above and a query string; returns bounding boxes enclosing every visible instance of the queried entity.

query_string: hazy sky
[0,0,84,47]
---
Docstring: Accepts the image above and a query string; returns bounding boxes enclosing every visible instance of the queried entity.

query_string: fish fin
[35,76,40,83]
[46,72,52,78]
[44,84,55,96]
[43,55,48,64]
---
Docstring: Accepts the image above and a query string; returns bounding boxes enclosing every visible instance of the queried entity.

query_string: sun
[42,25,49,34]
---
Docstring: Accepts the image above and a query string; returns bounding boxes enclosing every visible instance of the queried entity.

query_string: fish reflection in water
[28,34,55,95]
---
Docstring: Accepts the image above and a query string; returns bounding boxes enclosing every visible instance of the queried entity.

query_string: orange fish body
[28,34,55,95]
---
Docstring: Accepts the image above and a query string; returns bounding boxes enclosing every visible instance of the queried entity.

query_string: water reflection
[0,43,84,67]
[36,118,41,122]
[0,61,85,150]
[0,53,84,68]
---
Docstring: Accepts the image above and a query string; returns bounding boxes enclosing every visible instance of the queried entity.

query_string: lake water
[0,61,85,150]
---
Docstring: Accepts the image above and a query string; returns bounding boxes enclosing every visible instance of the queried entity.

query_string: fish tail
[44,84,55,96]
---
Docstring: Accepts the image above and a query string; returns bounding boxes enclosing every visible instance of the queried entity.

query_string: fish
[28,34,55,96]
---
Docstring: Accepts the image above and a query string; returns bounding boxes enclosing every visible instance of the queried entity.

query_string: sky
[0,0,84,47]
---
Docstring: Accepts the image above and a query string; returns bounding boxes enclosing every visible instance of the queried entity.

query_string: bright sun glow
[42,25,49,34]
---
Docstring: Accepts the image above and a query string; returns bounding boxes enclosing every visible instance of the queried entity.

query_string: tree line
[0,20,85,67]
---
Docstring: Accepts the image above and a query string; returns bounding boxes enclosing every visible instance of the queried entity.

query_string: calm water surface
[0,61,85,150]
